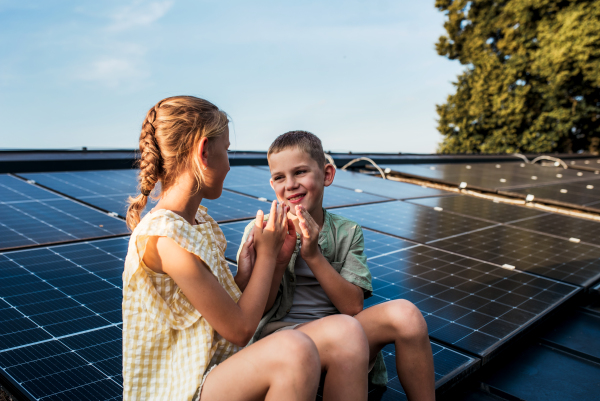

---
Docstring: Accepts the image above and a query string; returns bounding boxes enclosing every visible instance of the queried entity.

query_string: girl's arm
[144,202,288,347]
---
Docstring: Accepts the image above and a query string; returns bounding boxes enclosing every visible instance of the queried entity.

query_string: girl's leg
[354,299,435,401]
[295,314,370,401]
[200,330,320,401]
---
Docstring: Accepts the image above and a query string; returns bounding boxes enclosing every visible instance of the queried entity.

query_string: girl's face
[201,127,230,199]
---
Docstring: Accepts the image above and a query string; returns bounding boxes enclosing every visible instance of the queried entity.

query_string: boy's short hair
[268,130,326,168]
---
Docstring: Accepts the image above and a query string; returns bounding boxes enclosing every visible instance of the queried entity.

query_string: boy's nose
[285,176,299,190]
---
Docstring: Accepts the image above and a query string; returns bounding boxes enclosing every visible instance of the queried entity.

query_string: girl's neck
[154,172,204,225]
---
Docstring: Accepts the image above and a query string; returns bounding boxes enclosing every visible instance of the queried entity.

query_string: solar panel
[0,327,122,401]
[363,229,579,360]
[332,201,496,243]
[331,169,451,200]
[408,195,546,224]
[508,179,600,208]
[381,162,598,191]
[225,166,391,208]
[21,170,139,198]
[0,177,129,251]
[428,225,600,288]
[0,175,62,203]
[0,238,128,400]
[408,195,600,247]
[508,213,600,247]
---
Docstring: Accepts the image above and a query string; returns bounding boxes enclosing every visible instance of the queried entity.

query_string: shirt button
[289,276,294,282]
[286,308,291,313]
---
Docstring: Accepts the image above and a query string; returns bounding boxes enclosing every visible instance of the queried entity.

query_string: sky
[0,0,464,153]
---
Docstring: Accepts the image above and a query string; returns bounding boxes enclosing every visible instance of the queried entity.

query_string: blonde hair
[126,96,229,231]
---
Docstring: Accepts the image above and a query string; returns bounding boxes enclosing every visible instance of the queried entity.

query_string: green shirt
[236,209,388,386]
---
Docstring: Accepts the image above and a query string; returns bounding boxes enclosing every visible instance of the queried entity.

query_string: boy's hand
[296,205,321,261]
[235,231,255,291]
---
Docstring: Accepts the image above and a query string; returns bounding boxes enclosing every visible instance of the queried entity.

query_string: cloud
[78,56,149,88]
[109,0,174,31]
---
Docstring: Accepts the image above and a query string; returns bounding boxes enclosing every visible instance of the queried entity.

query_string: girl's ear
[323,163,336,187]
[197,137,210,169]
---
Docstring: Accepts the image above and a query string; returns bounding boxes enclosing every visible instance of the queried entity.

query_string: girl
[123,96,321,401]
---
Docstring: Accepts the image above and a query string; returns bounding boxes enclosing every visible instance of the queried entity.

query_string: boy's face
[268,147,335,217]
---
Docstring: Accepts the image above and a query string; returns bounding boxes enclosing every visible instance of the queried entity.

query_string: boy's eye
[273,175,283,181]
[295,170,306,175]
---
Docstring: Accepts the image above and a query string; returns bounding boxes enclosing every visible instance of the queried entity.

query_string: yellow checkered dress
[123,207,242,401]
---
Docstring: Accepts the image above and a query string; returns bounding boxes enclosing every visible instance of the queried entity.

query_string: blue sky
[0,0,463,153]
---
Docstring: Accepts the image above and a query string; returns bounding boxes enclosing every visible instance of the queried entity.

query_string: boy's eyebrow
[270,164,311,177]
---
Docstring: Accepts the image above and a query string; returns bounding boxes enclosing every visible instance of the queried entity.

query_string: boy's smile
[268,147,335,227]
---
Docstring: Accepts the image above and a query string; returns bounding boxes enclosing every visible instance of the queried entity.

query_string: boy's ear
[269,178,275,190]
[323,163,335,187]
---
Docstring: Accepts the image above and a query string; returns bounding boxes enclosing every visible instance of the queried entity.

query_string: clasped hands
[237,203,322,281]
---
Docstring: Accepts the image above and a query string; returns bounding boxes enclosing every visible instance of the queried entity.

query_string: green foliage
[435,0,600,154]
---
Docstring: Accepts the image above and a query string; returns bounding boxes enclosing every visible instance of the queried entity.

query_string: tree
[435,0,600,154]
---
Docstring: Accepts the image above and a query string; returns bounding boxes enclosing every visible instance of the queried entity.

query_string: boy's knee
[324,315,369,358]
[387,300,428,341]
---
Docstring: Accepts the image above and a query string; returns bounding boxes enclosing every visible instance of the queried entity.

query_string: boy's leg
[295,314,370,401]
[200,330,320,401]
[354,299,435,401]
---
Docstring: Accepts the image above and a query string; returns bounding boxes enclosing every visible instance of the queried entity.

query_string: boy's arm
[296,206,364,316]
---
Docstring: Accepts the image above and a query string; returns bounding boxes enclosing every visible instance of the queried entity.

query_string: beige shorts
[258,321,304,339]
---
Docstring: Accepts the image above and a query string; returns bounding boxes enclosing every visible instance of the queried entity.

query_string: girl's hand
[234,231,255,291]
[253,201,288,259]
[296,205,321,261]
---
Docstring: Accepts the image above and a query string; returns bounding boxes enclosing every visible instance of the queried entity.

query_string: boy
[236,131,435,400]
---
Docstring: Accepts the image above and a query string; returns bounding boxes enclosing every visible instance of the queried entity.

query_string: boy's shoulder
[324,210,363,238]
